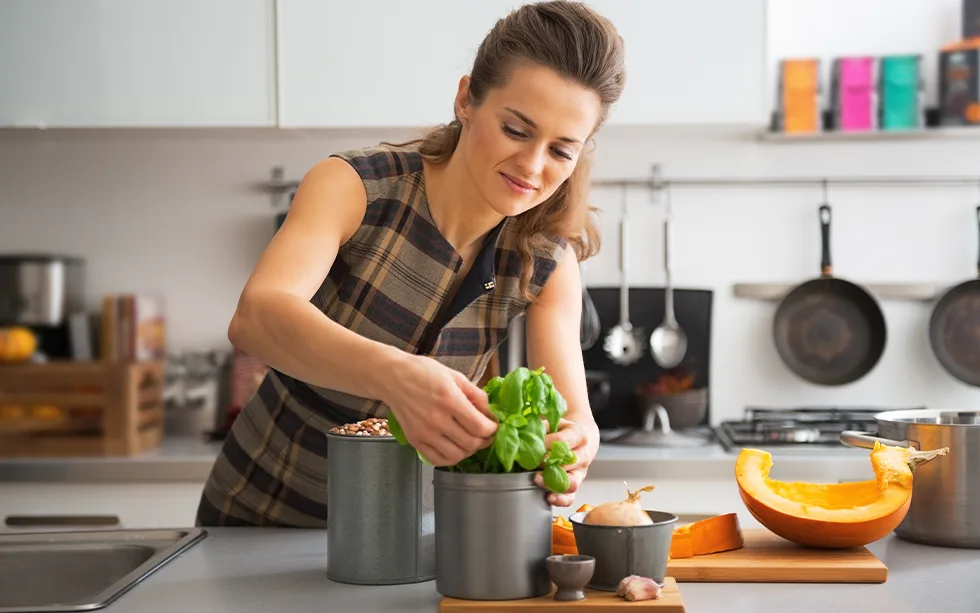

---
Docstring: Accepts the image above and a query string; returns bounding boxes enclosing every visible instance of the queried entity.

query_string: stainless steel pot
[0,254,85,325]
[840,409,980,548]
[325,431,435,584]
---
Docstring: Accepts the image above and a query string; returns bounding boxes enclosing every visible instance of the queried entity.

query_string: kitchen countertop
[101,527,980,613]
[0,433,878,484]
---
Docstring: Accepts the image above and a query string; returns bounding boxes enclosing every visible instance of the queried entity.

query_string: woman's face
[456,63,602,218]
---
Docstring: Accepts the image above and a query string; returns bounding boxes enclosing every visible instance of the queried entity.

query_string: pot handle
[840,430,911,449]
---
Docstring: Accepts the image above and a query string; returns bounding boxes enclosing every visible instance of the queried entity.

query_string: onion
[583,481,656,526]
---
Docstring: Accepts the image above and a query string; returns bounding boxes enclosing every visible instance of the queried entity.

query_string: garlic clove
[623,576,662,601]
[616,575,643,597]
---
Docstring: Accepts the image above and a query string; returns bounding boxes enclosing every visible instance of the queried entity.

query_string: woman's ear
[454,75,472,125]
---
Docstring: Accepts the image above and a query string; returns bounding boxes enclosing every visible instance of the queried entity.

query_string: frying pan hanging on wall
[772,204,887,386]
[928,205,980,387]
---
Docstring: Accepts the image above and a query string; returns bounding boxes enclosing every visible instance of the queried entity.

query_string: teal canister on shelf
[879,55,925,130]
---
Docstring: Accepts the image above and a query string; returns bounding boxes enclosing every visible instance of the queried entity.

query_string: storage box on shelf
[0,361,164,457]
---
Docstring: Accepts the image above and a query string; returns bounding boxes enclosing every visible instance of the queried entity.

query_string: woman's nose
[514,143,547,178]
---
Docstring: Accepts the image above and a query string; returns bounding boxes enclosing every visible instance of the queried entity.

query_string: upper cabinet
[275,0,524,128]
[0,0,277,128]
[0,0,767,129]
[276,0,768,129]
[591,0,768,127]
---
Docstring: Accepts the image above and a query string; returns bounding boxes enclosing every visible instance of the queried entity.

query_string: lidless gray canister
[325,431,435,585]
[434,470,553,600]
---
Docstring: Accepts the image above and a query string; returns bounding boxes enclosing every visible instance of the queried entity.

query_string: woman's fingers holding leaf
[540,467,586,506]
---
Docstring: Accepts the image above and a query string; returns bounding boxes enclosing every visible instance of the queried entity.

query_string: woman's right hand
[381,355,499,467]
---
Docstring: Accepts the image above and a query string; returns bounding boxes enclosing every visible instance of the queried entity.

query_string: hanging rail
[593,175,980,188]
[261,164,980,208]
[591,164,980,189]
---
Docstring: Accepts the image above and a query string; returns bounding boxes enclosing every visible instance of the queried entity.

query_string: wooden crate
[0,361,165,457]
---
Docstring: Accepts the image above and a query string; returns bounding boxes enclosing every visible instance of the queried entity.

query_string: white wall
[2,0,978,422]
[2,124,979,422]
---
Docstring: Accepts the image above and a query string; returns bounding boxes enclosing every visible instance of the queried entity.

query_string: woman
[196,0,626,527]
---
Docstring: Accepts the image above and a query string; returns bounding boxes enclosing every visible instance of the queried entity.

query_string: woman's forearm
[227,288,406,403]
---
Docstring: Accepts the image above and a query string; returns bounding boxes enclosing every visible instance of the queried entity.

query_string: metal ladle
[650,187,688,369]
[603,185,644,366]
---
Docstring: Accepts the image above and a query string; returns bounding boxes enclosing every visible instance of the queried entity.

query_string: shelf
[757,126,980,143]
[733,282,941,302]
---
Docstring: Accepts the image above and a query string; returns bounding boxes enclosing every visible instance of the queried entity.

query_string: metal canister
[434,470,553,600]
[325,431,435,584]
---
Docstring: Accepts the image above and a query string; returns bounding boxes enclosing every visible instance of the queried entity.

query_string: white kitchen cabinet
[276,0,768,129]
[0,0,277,128]
[276,0,524,128]
[590,0,768,127]
[0,482,205,532]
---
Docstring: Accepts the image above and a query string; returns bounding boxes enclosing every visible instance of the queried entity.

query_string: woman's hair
[400,0,625,300]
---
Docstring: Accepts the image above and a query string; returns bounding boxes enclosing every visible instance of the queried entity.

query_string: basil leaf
[494,423,520,472]
[500,367,530,414]
[547,440,572,466]
[387,411,408,447]
[505,413,528,428]
[417,449,433,466]
[483,376,504,405]
[543,464,570,494]
[544,392,561,433]
[524,414,546,441]
[516,427,547,471]
[489,404,508,423]
[527,375,549,411]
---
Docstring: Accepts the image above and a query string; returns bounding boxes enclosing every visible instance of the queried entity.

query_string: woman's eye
[552,147,574,161]
[502,124,526,139]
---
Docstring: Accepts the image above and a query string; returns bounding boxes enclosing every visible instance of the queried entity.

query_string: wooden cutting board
[665,528,887,583]
[438,577,685,612]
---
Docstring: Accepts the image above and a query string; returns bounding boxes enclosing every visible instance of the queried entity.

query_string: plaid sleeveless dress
[196,144,568,527]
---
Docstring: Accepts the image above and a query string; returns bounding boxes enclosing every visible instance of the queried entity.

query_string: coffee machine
[0,254,88,360]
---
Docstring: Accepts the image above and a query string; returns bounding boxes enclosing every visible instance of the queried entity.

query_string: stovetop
[714,406,924,451]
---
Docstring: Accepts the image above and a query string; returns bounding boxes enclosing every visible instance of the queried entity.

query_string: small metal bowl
[569,510,678,591]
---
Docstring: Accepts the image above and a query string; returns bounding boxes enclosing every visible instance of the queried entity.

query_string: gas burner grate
[714,406,925,450]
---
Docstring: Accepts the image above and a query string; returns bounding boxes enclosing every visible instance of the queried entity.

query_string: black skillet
[773,204,887,386]
[929,205,980,387]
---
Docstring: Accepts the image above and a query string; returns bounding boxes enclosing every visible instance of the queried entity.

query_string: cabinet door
[0,0,277,128]
[276,0,523,128]
[589,0,767,126]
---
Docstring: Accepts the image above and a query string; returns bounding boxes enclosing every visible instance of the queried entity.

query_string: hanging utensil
[603,185,644,365]
[927,204,980,386]
[650,186,688,369]
[772,200,886,385]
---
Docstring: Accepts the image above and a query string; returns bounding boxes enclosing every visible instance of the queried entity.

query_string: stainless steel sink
[0,528,207,612]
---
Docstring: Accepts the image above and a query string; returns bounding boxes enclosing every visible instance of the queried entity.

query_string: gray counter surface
[0,434,877,484]
[104,527,980,613]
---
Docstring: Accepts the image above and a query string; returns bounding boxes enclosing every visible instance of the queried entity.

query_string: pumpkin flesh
[736,441,946,549]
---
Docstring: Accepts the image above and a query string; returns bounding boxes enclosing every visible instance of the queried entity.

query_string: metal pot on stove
[841,409,980,548]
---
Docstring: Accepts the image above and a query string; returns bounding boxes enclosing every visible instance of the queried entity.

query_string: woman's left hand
[534,418,598,507]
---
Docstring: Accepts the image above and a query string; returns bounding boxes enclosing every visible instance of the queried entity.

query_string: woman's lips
[500,172,537,195]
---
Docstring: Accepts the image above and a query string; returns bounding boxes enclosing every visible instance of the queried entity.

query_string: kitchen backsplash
[1,125,978,421]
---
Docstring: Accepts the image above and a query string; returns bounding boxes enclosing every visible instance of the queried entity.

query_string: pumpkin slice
[669,512,744,558]
[736,441,949,549]
[552,515,577,554]
[551,505,595,555]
